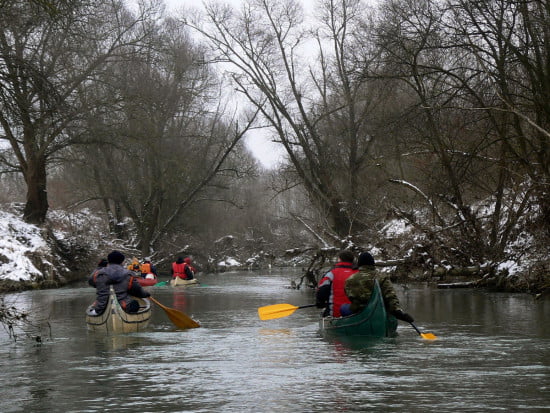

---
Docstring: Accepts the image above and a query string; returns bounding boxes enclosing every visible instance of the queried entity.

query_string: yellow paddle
[410,322,437,340]
[258,303,317,320]
[149,296,200,329]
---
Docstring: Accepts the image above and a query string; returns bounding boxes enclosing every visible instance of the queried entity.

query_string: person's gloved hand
[393,309,414,323]
[316,301,325,309]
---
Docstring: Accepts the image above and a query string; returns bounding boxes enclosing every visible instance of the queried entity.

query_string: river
[0,269,548,412]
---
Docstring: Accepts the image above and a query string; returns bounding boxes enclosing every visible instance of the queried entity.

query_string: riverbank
[0,205,548,296]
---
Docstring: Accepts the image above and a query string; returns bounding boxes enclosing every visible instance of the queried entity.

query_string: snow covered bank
[0,207,99,290]
[0,210,49,281]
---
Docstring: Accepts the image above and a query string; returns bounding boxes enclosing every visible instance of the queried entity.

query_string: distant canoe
[137,277,158,287]
[320,280,398,337]
[170,277,199,287]
[86,288,151,333]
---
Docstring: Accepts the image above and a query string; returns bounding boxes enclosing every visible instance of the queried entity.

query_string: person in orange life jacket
[88,250,150,316]
[140,257,157,279]
[171,256,194,280]
[127,257,141,273]
[315,250,358,317]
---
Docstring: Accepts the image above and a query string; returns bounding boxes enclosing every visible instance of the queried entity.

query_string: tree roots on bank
[0,296,52,343]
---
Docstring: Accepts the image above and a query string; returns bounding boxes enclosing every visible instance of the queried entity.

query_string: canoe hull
[137,277,158,287]
[86,289,151,334]
[320,280,398,338]
[170,277,199,287]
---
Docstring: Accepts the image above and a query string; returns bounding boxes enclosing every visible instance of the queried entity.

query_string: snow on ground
[381,219,412,237]
[0,210,47,281]
[218,257,242,267]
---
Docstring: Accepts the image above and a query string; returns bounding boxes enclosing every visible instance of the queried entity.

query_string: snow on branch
[389,179,445,225]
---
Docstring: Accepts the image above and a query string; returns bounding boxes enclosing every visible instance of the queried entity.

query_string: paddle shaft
[410,322,423,335]
[297,304,318,310]
[267,303,317,315]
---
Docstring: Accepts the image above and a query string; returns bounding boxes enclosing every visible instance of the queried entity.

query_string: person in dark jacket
[343,251,414,322]
[88,250,150,315]
[316,250,358,317]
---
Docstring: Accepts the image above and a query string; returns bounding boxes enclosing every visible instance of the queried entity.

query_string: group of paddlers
[124,256,196,281]
[87,251,197,316]
[127,256,158,279]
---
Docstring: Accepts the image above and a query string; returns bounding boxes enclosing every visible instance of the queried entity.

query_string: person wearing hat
[140,257,158,279]
[88,250,150,316]
[315,250,358,317]
[343,251,414,322]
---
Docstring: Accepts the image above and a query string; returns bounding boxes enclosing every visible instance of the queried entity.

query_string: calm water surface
[0,270,548,412]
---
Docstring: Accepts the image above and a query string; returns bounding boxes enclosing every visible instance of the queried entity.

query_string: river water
[0,269,548,412]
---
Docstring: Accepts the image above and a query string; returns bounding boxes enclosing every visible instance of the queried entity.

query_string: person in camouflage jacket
[344,252,414,323]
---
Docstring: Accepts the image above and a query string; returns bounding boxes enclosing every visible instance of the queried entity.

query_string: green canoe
[319,280,398,337]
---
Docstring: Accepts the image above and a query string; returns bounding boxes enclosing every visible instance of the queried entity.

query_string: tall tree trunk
[23,156,48,224]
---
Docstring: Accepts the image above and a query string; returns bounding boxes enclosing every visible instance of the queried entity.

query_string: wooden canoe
[86,288,151,333]
[170,277,199,287]
[320,280,398,337]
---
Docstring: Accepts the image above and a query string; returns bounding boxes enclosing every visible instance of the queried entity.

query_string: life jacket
[90,269,100,286]
[183,258,196,274]
[140,262,152,274]
[172,262,187,279]
[318,262,358,317]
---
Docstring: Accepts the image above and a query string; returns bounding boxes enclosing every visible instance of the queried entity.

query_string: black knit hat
[107,250,125,264]
[357,252,375,267]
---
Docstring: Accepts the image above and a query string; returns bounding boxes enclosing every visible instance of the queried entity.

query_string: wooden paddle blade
[164,307,200,329]
[258,303,300,320]
[149,297,200,329]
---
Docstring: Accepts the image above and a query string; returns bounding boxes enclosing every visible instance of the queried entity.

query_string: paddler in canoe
[140,257,158,279]
[87,250,151,316]
[315,250,358,318]
[342,251,414,323]
[170,256,198,286]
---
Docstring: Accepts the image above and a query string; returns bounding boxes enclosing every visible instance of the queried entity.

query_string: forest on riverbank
[0,0,548,296]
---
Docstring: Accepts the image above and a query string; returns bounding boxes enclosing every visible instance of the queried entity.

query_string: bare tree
[371,0,549,265]
[187,0,393,238]
[65,17,259,255]
[0,0,157,224]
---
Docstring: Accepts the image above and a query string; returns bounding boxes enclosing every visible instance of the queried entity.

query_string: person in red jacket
[315,250,358,317]
[171,256,195,280]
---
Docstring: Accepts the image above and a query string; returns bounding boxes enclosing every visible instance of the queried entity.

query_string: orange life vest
[140,262,152,274]
[172,262,186,278]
